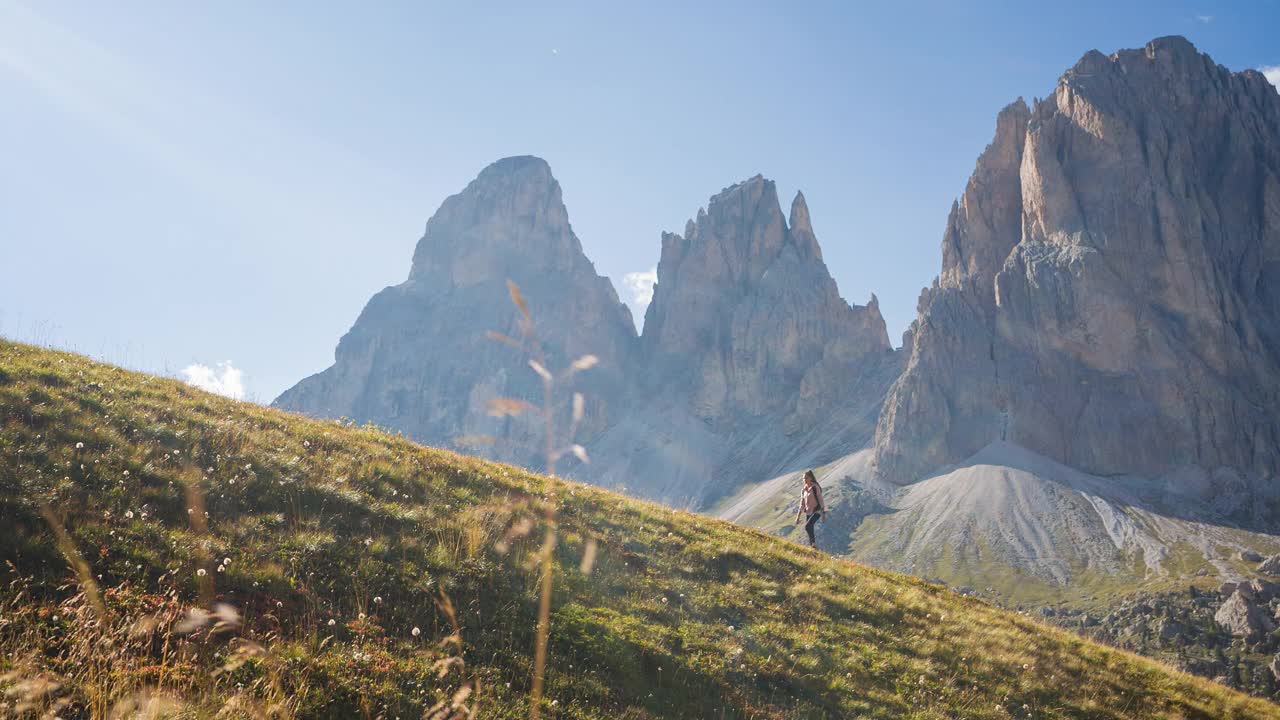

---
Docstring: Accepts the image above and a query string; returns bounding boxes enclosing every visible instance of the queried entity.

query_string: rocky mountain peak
[642,173,892,427]
[276,156,637,471]
[409,155,585,287]
[875,37,1280,487]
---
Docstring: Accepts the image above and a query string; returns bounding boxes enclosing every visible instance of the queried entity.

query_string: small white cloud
[1262,66,1280,90]
[551,48,559,55]
[622,268,658,314]
[181,361,244,400]
[1195,14,1213,23]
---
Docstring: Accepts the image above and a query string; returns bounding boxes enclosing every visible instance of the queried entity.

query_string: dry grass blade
[37,504,107,621]
[579,538,598,575]
[572,393,584,423]
[174,608,212,635]
[487,397,535,418]
[528,360,552,382]
[569,355,598,372]
[569,444,590,464]
[486,330,522,348]
[506,280,530,322]
[107,690,184,719]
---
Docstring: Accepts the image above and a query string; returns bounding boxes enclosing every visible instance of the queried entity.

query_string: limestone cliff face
[274,156,638,470]
[588,177,900,504]
[875,37,1280,490]
[276,162,899,506]
[641,177,892,431]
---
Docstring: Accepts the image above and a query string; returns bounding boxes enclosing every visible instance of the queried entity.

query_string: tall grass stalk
[488,280,595,719]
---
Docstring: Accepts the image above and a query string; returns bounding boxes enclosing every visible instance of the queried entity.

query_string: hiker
[795,469,826,549]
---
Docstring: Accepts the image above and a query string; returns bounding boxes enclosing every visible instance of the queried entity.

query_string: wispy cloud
[1194,14,1214,23]
[181,361,245,400]
[1262,66,1280,90]
[622,268,658,314]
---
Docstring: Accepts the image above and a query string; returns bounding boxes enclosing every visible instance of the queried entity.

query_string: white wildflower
[411,627,421,637]
[196,568,207,577]
[327,619,336,627]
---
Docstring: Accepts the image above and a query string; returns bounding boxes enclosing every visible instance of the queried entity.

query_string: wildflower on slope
[411,627,421,637]
[196,568,207,577]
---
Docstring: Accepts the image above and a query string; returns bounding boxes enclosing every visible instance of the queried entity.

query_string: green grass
[0,339,1276,719]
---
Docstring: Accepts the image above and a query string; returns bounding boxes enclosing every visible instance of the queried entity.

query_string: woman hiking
[795,470,826,549]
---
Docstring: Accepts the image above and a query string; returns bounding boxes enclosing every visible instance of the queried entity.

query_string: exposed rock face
[641,180,891,433]
[874,37,1280,501]
[276,161,896,505]
[275,156,638,470]
[1215,589,1274,641]
[1260,555,1280,576]
[590,177,900,504]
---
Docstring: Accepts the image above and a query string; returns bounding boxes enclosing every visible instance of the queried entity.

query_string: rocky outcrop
[276,161,897,505]
[874,37,1280,507]
[1260,555,1280,576]
[1215,589,1275,641]
[642,178,893,435]
[275,156,638,470]
[588,178,899,503]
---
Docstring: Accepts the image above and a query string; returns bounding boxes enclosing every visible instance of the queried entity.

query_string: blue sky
[2,1,1277,401]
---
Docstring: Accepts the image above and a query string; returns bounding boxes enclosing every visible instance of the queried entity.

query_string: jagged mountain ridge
[279,37,1280,606]
[276,161,898,505]
[591,176,900,504]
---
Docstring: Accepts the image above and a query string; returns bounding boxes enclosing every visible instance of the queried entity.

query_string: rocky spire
[275,156,638,470]
[874,37,1280,487]
[642,174,892,426]
[788,191,823,261]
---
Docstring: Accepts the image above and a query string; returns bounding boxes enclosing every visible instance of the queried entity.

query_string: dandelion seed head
[411,626,421,637]
[196,568,207,577]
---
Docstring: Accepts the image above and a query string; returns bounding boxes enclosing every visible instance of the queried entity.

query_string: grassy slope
[0,340,1275,719]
